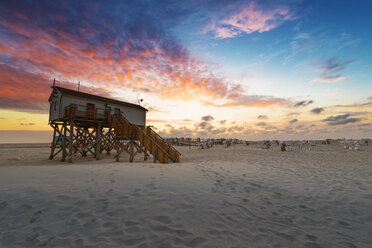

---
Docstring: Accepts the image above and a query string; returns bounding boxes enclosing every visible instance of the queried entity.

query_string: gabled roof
[52,86,148,111]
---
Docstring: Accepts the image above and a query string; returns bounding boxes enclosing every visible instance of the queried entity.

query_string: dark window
[114,108,120,114]
[87,103,95,109]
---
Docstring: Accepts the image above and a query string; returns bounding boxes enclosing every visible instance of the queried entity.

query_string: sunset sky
[0,0,371,142]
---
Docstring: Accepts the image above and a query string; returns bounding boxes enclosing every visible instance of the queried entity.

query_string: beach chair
[260,140,270,149]
[309,141,316,151]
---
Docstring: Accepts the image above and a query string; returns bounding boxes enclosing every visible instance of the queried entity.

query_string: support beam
[96,122,101,160]
[62,122,67,162]
[68,120,74,163]
[49,124,57,160]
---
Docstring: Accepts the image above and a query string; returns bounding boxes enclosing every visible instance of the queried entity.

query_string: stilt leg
[68,121,74,163]
[49,125,56,160]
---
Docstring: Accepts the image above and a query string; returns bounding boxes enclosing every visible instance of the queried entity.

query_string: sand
[0,144,371,247]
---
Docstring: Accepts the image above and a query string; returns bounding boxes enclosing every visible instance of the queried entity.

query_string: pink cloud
[210,2,293,39]
[330,89,343,95]
[312,76,345,83]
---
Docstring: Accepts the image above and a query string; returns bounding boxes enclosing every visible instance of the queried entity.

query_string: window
[87,103,95,110]
[114,108,120,114]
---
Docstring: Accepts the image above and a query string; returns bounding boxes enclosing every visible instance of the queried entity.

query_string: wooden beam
[49,124,57,160]
[68,120,74,163]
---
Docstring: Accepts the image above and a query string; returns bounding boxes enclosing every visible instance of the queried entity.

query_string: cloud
[321,58,353,74]
[219,120,226,125]
[333,102,372,109]
[330,89,343,95]
[227,125,244,132]
[201,115,214,122]
[20,123,35,126]
[293,100,313,107]
[312,76,344,83]
[147,119,169,123]
[198,121,214,131]
[289,118,298,123]
[0,0,285,112]
[256,121,266,126]
[288,112,300,116]
[322,114,361,126]
[257,115,268,119]
[312,58,352,83]
[0,65,113,112]
[208,2,294,39]
[310,107,324,114]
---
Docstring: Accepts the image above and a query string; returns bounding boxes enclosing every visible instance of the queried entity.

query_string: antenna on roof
[78,81,80,91]
[53,78,55,87]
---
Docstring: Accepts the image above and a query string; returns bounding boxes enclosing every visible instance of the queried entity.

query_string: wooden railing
[109,112,180,163]
[65,104,105,120]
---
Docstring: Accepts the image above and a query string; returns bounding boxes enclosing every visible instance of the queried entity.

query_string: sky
[0,0,371,142]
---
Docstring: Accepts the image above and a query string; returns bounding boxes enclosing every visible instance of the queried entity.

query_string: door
[86,103,95,117]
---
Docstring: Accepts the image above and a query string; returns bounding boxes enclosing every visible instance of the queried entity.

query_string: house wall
[49,88,62,122]
[58,94,146,126]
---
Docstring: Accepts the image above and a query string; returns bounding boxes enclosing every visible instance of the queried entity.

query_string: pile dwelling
[48,85,180,164]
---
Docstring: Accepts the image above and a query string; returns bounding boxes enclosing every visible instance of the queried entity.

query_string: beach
[0,144,371,247]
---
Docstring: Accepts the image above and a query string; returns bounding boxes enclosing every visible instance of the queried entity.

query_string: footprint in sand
[19,204,33,211]
[0,201,7,209]
[306,234,317,241]
[154,215,172,224]
[122,237,146,246]
[338,220,350,227]
[57,195,72,201]
[39,236,55,247]
[25,231,39,242]
[75,212,90,219]
[304,242,322,248]
[185,237,206,247]
[30,210,42,223]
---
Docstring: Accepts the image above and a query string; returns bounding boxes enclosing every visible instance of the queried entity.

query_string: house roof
[52,86,148,111]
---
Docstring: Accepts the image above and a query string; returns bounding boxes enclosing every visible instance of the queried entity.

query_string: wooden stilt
[144,147,148,161]
[49,124,57,160]
[116,137,120,162]
[96,123,101,160]
[68,120,74,163]
[129,139,134,162]
[62,122,67,162]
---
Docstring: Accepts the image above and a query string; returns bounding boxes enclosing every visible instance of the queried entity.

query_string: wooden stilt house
[48,85,180,163]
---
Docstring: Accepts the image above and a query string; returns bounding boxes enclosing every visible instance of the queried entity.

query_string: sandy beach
[0,144,371,247]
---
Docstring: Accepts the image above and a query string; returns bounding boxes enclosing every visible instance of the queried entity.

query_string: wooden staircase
[107,112,180,163]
